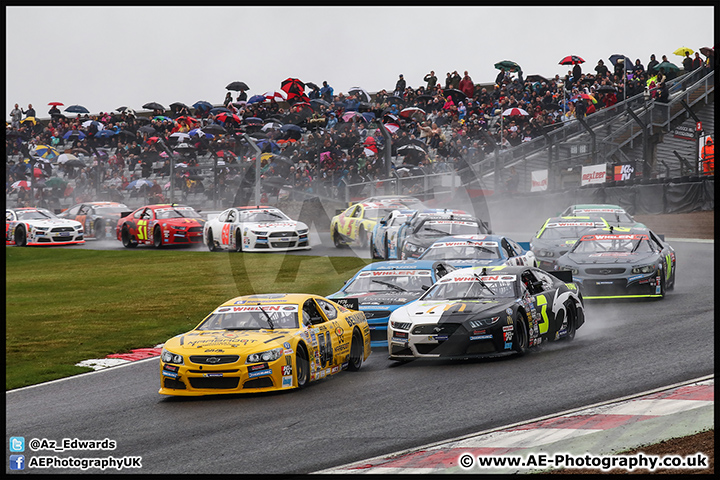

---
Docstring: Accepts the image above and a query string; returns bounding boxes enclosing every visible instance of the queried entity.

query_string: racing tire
[369,235,379,259]
[14,226,27,247]
[121,225,137,248]
[153,226,163,248]
[332,227,345,248]
[560,302,577,342]
[295,344,310,389]
[658,269,666,300]
[94,219,104,240]
[233,228,243,252]
[667,265,675,291]
[358,226,368,248]
[206,230,219,252]
[347,329,364,372]
[512,313,529,356]
[383,233,390,260]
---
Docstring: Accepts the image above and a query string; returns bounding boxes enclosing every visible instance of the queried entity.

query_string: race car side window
[501,238,517,258]
[133,209,144,219]
[315,299,338,320]
[6,210,15,222]
[66,205,81,216]
[79,205,91,215]
[303,299,324,325]
[218,211,229,223]
[350,205,361,218]
[531,270,555,292]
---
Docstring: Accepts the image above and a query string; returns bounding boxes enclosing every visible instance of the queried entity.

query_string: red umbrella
[175,116,199,125]
[215,112,242,124]
[280,78,306,101]
[559,55,585,65]
[48,101,64,106]
[146,137,161,145]
[263,90,287,103]
[11,180,31,190]
[501,108,529,116]
[399,107,426,118]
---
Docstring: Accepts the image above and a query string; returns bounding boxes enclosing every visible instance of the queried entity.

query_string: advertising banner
[581,164,607,186]
[530,169,548,192]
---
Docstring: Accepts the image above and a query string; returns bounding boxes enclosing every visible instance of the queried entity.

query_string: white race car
[6,207,85,246]
[203,206,310,252]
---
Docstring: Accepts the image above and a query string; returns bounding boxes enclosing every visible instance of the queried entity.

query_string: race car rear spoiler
[550,270,573,283]
[120,211,133,218]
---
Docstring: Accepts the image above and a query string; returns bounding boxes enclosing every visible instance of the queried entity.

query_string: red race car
[117,204,205,248]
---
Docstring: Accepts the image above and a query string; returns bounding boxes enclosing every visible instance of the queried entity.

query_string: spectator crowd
[6,48,715,208]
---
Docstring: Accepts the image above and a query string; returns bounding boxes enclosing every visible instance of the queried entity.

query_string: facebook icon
[9,455,25,470]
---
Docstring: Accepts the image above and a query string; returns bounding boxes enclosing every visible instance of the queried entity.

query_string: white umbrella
[56,153,79,164]
[169,132,191,143]
[82,120,105,130]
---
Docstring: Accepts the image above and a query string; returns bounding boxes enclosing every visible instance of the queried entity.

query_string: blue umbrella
[125,179,154,190]
[209,107,232,115]
[65,105,89,114]
[188,128,214,139]
[244,117,264,125]
[247,94,266,104]
[192,100,213,111]
[95,130,116,138]
[63,130,86,140]
[280,124,302,133]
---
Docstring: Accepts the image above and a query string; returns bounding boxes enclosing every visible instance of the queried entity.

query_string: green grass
[5,247,369,390]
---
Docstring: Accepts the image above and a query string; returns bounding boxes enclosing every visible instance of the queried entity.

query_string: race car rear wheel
[383,233,390,260]
[512,313,529,356]
[153,226,163,248]
[295,344,310,388]
[358,226,368,248]
[121,225,137,248]
[94,219,104,239]
[658,269,666,299]
[347,329,364,371]
[14,226,27,247]
[332,227,344,248]
[561,302,577,341]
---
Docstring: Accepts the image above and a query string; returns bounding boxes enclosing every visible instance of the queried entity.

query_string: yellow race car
[159,293,371,396]
[330,196,423,248]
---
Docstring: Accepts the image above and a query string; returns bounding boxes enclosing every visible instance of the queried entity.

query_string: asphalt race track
[5,239,713,474]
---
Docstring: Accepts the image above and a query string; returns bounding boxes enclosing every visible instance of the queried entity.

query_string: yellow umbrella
[21,117,37,125]
[673,47,694,57]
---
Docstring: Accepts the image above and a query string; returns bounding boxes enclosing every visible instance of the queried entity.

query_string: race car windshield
[344,273,432,293]
[364,208,396,221]
[421,244,500,260]
[421,279,516,300]
[539,225,597,239]
[197,310,298,330]
[16,209,55,220]
[94,206,127,215]
[572,237,655,254]
[418,221,479,236]
[155,207,201,219]
[240,210,289,222]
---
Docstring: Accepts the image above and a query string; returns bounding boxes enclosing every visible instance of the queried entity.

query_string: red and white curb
[316,376,714,474]
[75,345,164,370]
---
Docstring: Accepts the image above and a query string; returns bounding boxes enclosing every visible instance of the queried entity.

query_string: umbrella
[34,145,59,159]
[341,111,367,123]
[399,107,426,118]
[169,132,192,143]
[63,130,86,140]
[280,124,303,133]
[559,55,585,65]
[226,81,249,91]
[247,94,266,104]
[700,46,714,57]
[262,122,283,131]
[578,93,597,104]
[48,102,64,106]
[348,87,372,103]
[152,116,174,123]
[126,179,154,190]
[142,102,166,111]
[263,90,287,103]
[244,117,264,125]
[396,143,428,156]
[64,159,86,168]
[169,102,191,112]
[175,115,199,125]
[384,95,406,106]
[215,112,242,124]
[11,180,30,190]
[383,122,400,134]
[21,117,37,125]
[210,107,232,115]
[502,108,529,116]
[608,54,633,67]
[56,153,79,164]
[95,130,115,138]
[310,98,331,108]
[525,74,550,84]
[672,47,693,57]
[655,61,680,73]
[116,107,136,116]
[188,128,214,139]
[596,85,618,93]
[494,60,522,72]
[305,82,320,90]
[280,78,306,101]
[443,88,467,104]
[45,177,67,188]
[138,125,156,135]
[173,143,196,152]
[65,105,89,114]
[82,120,105,130]
[192,101,213,112]
[202,123,227,134]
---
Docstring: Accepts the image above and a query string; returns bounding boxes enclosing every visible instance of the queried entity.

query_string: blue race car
[417,234,537,269]
[327,260,455,348]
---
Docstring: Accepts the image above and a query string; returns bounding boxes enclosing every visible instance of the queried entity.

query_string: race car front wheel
[233,229,243,252]
[512,313,529,356]
[332,227,344,248]
[206,230,219,252]
[121,225,137,248]
[561,302,577,341]
[347,329,364,371]
[153,226,163,248]
[14,226,27,247]
[358,226,368,248]
[295,344,309,388]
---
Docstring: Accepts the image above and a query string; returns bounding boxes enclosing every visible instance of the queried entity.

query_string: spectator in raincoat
[458,71,475,98]
[701,137,714,175]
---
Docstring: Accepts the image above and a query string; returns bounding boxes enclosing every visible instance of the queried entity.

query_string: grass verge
[5,247,368,390]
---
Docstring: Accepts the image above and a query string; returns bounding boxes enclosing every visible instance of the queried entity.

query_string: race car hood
[533,238,579,251]
[164,329,297,353]
[443,258,508,269]
[160,217,205,227]
[565,251,658,265]
[250,221,305,231]
[334,291,424,307]
[404,298,513,324]
[21,218,79,228]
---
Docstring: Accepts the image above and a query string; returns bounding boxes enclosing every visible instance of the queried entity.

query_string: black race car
[530,216,607,271]
[387,265,585,361]
[554,226,676,299]
[396,210,491,259]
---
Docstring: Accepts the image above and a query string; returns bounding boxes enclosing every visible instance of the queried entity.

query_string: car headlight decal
[631,264,656,274]
[246,347,284,364]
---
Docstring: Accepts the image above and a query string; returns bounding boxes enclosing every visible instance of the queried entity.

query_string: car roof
[233,205,275,210]
[358,259,444,272]
[427,234,501,244]
[578,226,653,238]
[443,264,529,279]
[219,293,322,307]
